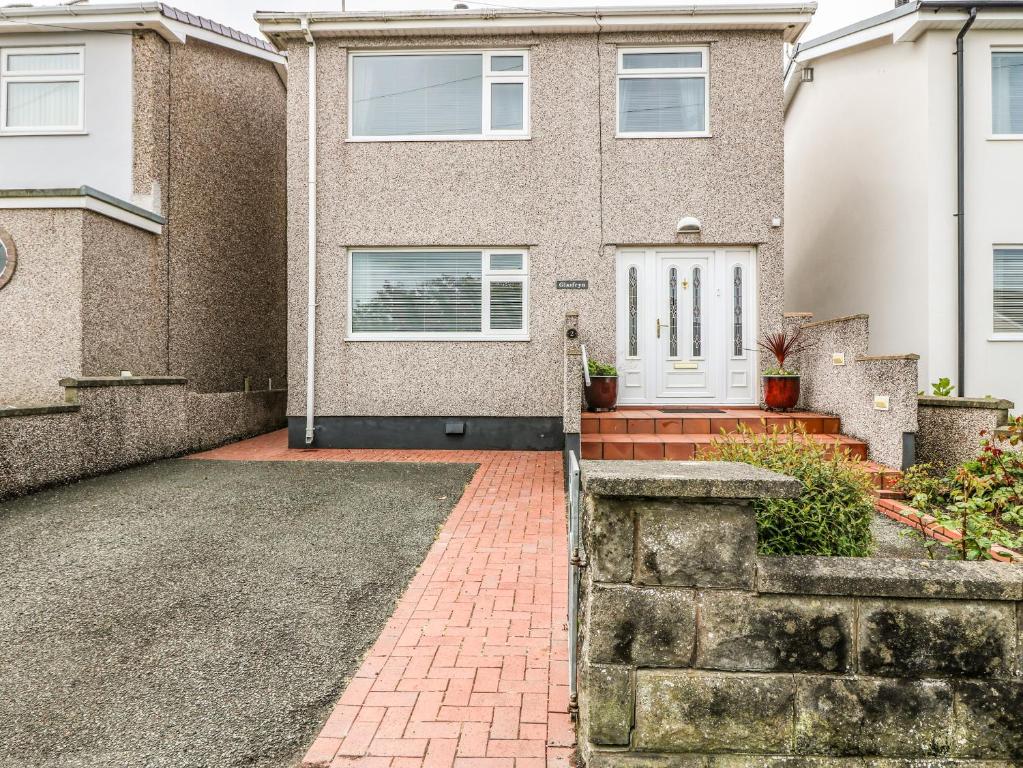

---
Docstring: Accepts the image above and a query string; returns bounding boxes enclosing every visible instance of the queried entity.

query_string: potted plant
[585,359,619,412]
[758,327,812,411]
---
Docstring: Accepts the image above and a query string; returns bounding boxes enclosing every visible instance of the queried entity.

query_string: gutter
[956,6,978,396]
[303,16,318,446]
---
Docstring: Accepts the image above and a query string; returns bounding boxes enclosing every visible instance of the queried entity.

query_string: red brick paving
[190,430,575,768]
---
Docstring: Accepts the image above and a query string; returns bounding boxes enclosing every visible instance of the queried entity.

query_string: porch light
[677,216,701,234]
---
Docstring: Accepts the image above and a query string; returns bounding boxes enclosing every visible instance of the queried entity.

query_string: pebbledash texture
[577,460,1023,766]
[916,395,1016,473]
[277,22,788,442]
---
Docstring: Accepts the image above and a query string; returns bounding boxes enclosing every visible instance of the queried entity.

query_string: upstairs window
[993,50,1023,136]
[617,47,708,137]
[349,50,529,141]
[0,46,84,134]
[994,247,1023,336]
[348,249,529,340]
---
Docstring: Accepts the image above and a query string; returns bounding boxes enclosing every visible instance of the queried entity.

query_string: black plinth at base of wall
[288,416,565,451]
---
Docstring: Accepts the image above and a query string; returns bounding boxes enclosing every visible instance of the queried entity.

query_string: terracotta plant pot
[763,375,800,411]
[585,376,619,412]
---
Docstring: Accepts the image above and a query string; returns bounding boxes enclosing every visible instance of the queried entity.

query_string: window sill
[987,135,1023,141]
[345,135,530,143]
[346,334,531,342]
[989,334,1023,342]
[615,131,712,140]
[0,129,87,137]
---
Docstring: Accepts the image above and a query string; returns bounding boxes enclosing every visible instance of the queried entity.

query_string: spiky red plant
[758,327,813,373]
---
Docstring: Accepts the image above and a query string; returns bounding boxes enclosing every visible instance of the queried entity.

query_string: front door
[616,248,757,405]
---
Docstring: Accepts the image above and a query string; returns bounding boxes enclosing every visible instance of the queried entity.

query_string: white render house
[785,0,1023,407]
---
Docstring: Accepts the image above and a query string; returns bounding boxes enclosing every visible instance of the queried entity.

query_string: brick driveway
[194,431,575,768]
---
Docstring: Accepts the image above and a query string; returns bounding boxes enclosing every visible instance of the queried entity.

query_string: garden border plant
[894,415,1023,562]
[706,423,876,557]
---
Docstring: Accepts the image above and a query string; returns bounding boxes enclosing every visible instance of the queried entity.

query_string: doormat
[659,408,727,414]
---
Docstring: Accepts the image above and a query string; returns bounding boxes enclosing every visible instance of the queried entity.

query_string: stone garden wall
[578,461,1023,767]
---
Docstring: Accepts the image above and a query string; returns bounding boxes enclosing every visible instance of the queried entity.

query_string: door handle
[656,319,666,338]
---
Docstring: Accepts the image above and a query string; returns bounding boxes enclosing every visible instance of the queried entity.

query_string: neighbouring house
[0,2,288,405]
[257,3,814,451]
[785,1,1023,408]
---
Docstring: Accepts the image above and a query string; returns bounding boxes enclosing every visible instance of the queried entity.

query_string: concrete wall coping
[796,313,869,330]
[60,376,189,388]
[580,460,802,499]
[0,403,80,419]
[0,186,166,224]
[757,555,1023,601]
[856,353,921,362]
[919,395,1015,411]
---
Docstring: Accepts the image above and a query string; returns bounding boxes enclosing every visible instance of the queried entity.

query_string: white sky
[9,0,895,41]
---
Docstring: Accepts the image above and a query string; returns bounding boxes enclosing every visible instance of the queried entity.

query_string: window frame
[0,45,86,136]
[990,46,1023,140]
[615,45,710,139]
[0,227,17,291]
[991,244,1023,341]
[346,247,530,341]
[346,48,530,143]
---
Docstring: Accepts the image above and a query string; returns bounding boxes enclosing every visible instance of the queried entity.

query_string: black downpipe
[956,6,977,396]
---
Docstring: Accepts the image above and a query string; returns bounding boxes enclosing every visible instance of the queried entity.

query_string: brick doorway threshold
[190,431,576,768]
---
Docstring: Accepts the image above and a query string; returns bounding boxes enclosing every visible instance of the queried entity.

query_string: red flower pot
[585,376,618,412]
[763,375,800,411]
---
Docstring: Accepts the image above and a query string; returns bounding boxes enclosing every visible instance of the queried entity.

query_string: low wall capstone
[578,460,1023,767]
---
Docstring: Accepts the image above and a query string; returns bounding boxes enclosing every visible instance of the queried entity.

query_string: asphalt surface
[0,458,478,768]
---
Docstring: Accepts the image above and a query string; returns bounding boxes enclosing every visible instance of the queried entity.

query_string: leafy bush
[588,359,618,377]
[930,377,955,397]
[898,416,1023,560]
[706,424,876,557]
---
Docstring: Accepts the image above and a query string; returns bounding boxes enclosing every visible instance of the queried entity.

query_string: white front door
[616,248,757,405]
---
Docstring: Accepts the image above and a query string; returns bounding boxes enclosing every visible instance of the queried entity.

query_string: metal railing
[567,449,584,717]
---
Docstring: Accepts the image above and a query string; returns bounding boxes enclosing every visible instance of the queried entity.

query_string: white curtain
[995,248,1023,334]
[619,77,705,133]
[993,52,1023,135]
[352,251,483,333]
[5,81,79,128]
[352,54,483,137]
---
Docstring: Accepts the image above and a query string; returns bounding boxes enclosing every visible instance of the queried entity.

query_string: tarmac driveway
[0,458,478,768]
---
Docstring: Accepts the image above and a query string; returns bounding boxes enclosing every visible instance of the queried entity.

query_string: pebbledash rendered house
[257,3,821,453]
[0,3,287,407]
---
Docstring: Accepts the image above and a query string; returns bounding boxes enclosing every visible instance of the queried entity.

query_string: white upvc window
[616,46,709,138]
[0,46,85,134]
[992,48,1023,138]
[348,49,530,141]
[347,248,529,341]
[993,246,1023,340]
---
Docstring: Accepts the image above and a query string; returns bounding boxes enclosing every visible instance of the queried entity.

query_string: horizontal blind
[619,77,704,133]
[993,52,1023,135]
[994,248,1023,333]
[352,54,482,137]
[5,81,79,128]
[352,251,483,333]
[490,82,523,131]
[622,51,702,70]
[489,282,524,331]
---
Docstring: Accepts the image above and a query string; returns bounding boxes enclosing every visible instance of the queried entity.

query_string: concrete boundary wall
[578,460,1023,767]
[0,377,286,501]
[786,313,919,469]
[917,395,1015,473]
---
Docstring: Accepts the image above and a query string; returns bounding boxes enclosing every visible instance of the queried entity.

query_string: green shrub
[898,416,1023,560]
[588,359,618,377]
[706,424,876,557]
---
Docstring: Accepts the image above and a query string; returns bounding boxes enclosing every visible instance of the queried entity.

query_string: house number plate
[556,280,589,290]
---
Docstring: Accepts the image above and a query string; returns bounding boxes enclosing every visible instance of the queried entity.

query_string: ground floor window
[348,248,528,341]
[994,246,1023,336]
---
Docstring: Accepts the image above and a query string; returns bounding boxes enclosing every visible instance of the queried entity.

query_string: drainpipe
[303,16,318,445]
[955,6,977,397]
